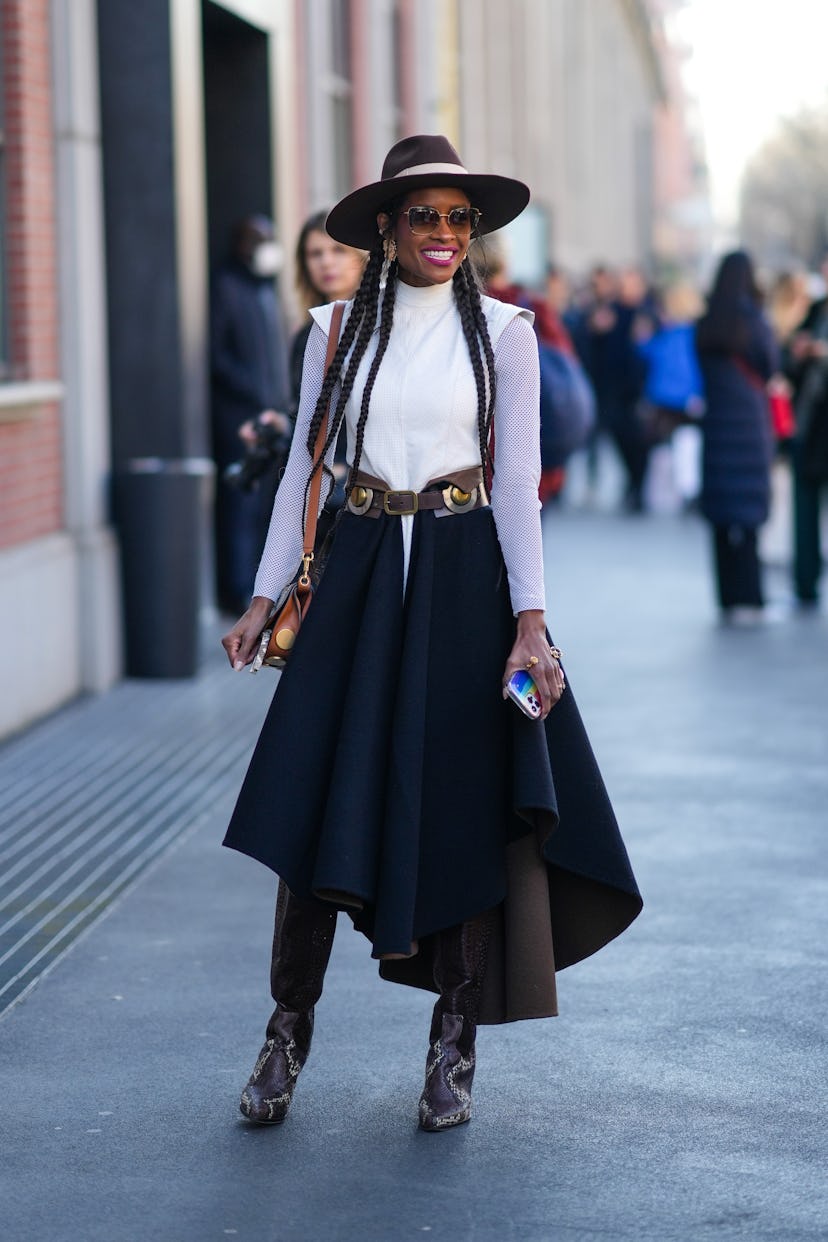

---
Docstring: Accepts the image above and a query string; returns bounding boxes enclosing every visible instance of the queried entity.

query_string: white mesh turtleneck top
[254,277,545,615]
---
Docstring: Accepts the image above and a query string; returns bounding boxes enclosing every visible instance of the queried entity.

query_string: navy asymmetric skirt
[224,505,642,1024]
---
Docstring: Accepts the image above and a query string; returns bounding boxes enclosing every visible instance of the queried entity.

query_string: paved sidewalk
[0,638,269,1012]
[1,510,827,1242]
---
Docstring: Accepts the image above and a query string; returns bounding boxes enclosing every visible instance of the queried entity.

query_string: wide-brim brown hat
[326,134,530,250]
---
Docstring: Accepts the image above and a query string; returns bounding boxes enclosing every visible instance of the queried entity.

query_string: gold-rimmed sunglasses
[404,206,482,235]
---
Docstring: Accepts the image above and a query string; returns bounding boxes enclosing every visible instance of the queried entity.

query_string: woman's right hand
[221,596,275,670]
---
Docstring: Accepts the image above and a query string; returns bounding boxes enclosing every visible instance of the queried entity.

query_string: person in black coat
[569,265,651,511]
[210,215,291,614]
[695,251,778,620]
[782,279,828,605]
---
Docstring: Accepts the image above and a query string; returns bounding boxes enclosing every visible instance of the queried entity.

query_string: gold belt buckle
[383,489,419,515]
[348,485,374,515]
[442,484,477,514]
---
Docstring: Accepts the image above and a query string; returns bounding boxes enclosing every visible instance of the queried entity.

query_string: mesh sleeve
[253,322,339,603]
[489,315,547,615]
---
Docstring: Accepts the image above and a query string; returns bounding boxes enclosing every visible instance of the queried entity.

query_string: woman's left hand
[501,609,565,720]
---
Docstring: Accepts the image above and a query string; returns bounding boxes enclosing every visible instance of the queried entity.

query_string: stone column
[52,0,123,694]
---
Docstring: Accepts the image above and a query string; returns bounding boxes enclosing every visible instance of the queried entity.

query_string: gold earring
[384,235,397,263]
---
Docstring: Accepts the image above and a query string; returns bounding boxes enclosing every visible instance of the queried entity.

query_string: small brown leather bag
[254,301,345,670]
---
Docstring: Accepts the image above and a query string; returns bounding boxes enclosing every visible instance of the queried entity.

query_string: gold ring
[525,656,539,669]
[548,645,563,661]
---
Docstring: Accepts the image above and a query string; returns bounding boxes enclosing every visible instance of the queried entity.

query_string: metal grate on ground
[0,631,271,1015]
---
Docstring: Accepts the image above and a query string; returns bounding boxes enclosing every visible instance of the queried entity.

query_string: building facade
[455,0,665,280]
[0,0,673,739]
[650,0,712,279]
[0,0,111,739]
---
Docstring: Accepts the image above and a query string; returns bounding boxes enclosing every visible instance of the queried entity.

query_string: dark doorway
[201,2,273,274]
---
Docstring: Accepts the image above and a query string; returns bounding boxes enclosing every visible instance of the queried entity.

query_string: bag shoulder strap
[303,301,345,558]
[731,354,767,393]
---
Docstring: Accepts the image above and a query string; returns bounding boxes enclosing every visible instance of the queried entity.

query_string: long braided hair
[302,210,497,530]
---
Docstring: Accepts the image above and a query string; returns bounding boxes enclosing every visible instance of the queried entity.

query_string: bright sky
[675,0,828,227]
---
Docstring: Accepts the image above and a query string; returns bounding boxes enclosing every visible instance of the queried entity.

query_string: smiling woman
[220,134,642,1134]
[380,189,475,287]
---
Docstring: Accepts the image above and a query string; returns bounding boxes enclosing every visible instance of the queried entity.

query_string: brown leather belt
[346,467,487,519]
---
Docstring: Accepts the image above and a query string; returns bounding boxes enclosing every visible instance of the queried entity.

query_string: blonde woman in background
[768,271,810,347]
[289,211,366,408]
[240,213,366,531]
[765,270,808,444]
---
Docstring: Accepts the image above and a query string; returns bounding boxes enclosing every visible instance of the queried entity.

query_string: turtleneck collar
[394,277,456,310]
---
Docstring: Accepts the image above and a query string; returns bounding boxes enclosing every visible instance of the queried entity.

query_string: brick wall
[0,0,62,550]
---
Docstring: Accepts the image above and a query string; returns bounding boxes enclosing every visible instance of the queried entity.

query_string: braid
[464,262,498,481]
[301,241,385,529]
[453,259,497,480]
[464,261,497,417]
[348,262,398,487]
[305,243,383,459]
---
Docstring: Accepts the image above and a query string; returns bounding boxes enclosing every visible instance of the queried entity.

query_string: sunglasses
[404,206,482,235]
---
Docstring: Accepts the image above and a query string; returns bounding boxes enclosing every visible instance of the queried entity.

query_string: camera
[224,417,292,492]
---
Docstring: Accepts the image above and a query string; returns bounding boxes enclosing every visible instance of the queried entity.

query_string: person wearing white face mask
[210,215,291,614]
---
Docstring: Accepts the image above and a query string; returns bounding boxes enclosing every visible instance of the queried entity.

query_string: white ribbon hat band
[393,161,470,179]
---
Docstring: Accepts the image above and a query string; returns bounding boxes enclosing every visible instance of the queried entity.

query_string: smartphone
[505,669,543,719]
[249,627,272,674]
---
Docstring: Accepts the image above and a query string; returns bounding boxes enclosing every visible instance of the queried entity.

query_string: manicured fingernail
[233,660,244,671]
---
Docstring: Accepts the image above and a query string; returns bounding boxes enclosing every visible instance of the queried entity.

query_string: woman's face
[303,230,364,302]
[379,187,474,288]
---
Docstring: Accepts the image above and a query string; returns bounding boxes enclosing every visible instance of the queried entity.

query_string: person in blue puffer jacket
[695,251,778,623]
[639,283,705,431]
[637,283,705,509]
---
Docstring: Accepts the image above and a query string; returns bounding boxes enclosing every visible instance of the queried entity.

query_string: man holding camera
[210,215,291,615]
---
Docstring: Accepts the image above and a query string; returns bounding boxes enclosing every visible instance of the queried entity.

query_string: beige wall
[457,0,662,277]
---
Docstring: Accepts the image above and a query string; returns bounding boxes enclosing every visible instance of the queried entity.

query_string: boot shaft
[270,880,337,1012]
[419,910,495,1130]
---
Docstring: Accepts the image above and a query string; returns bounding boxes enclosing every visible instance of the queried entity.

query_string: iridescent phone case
[505,669,542,719]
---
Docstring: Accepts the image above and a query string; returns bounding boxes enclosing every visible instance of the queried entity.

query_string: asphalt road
[1,508,826,1242]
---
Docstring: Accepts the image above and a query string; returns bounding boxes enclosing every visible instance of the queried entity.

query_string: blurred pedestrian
[536,264,595,502]
[618,266,660,336]
[545,262,571,324]
[695,251,778,623]
[768,271,810,347]
[766,272,808,447]
[784,264,828,605]
[483,240,592,503]
[210,215,291,614]
[235,216,362,491]
[637,282,705,510]
[281,212,365,531]
[221,134,641,1133]
[638,282,704,441]
[569,264,650,511]
[289,210,366,408]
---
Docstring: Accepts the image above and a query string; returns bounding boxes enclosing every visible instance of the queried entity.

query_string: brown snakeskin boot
[418,909,495,1132]
[239,881,337,1125]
